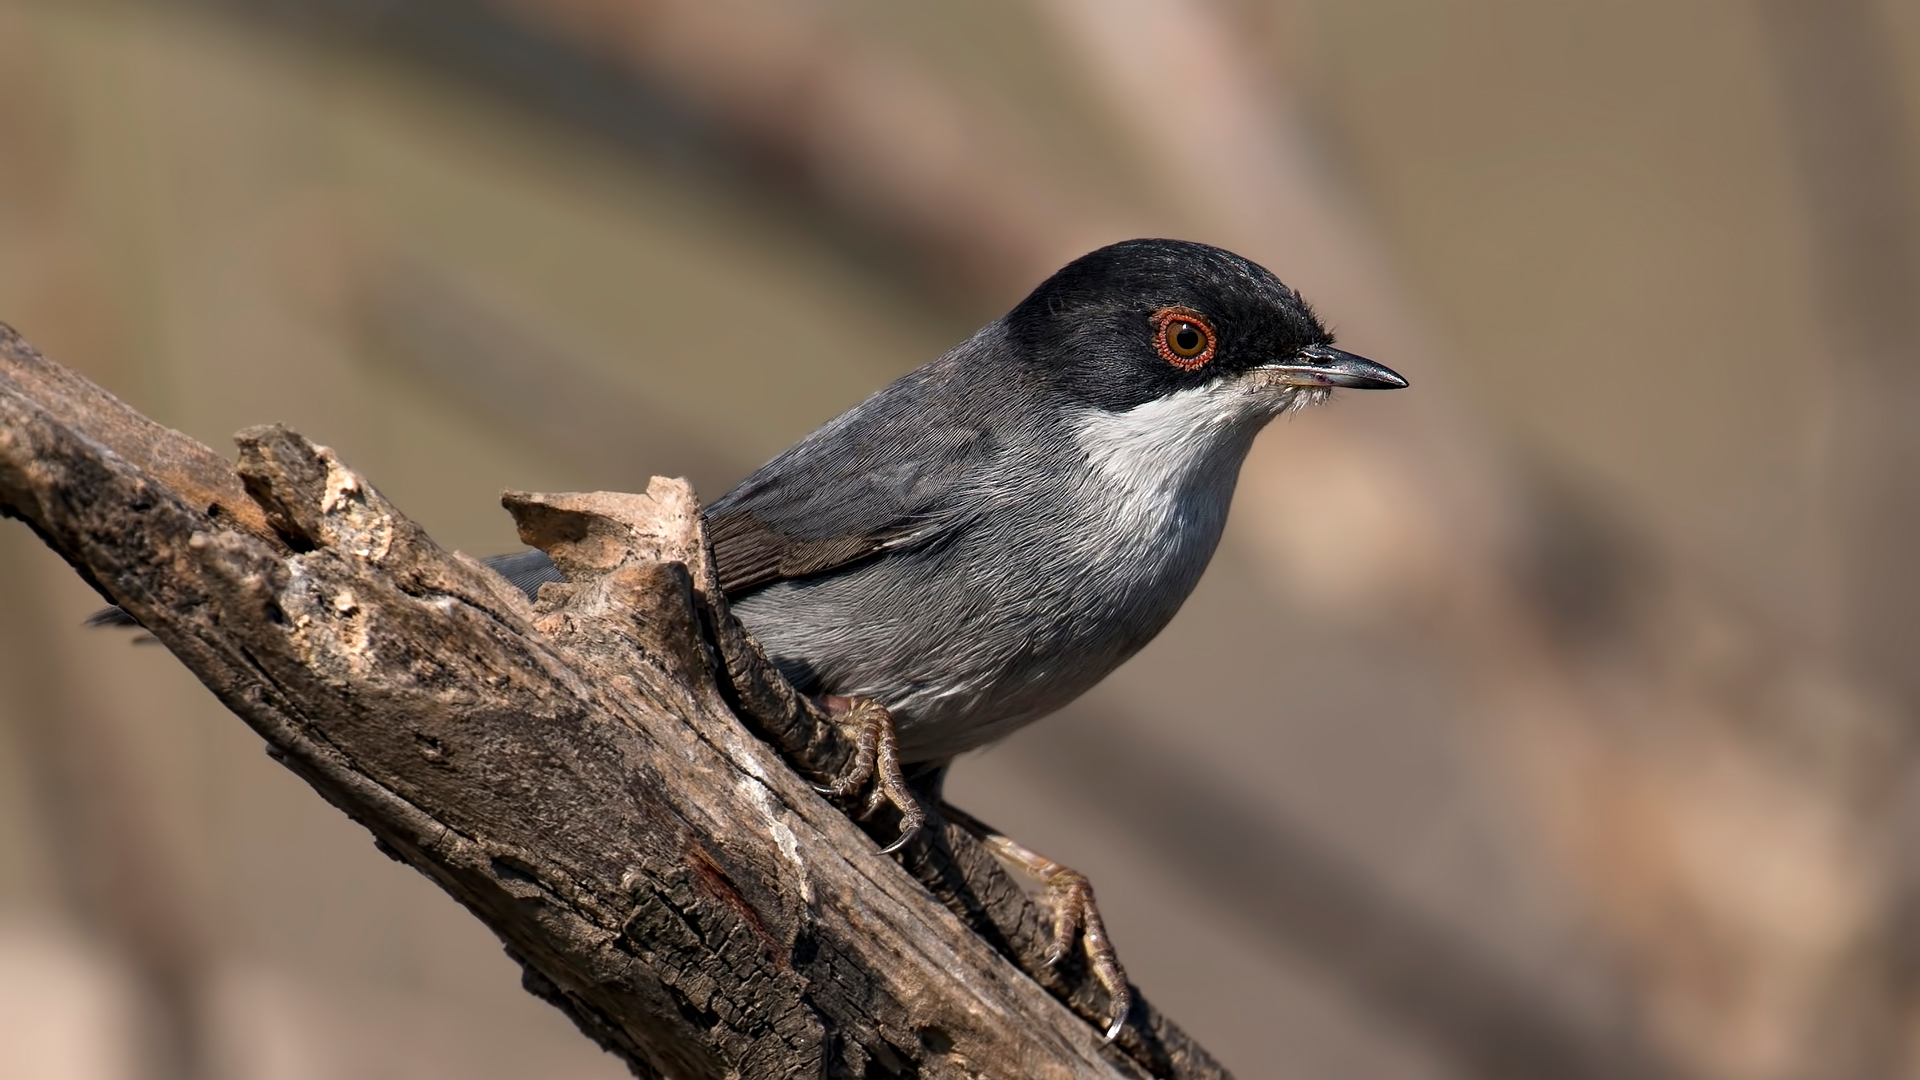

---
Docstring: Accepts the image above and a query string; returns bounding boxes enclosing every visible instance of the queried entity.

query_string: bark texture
[0,324,1228,1080]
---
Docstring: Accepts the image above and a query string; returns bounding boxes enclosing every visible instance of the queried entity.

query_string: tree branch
[0,323,1228,1080]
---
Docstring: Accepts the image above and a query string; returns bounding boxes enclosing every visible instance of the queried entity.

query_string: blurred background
[2,1,1918,1077]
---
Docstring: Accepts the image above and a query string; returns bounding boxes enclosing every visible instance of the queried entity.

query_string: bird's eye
[1152,307,1216,370]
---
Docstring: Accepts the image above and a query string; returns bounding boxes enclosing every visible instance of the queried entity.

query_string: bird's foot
[815,695,926,854]
[981,830,1132,1043]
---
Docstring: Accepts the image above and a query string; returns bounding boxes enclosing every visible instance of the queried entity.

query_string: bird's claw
[817,696,926,853]
[814,700,1130,1038]
[1041,865,1131,1043]
[981,831,1132,1043]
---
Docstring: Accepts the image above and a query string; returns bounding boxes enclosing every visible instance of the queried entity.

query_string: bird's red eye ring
[1152,307,1216,370]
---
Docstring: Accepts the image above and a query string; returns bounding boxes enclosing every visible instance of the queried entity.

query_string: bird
[487,237,1405,1039]
[97,238,1405,1042]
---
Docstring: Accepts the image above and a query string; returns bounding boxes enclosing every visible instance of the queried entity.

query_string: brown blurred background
[3,1,1919,1078]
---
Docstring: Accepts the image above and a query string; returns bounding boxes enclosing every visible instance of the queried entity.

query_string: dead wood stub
[0,324,1228,1080]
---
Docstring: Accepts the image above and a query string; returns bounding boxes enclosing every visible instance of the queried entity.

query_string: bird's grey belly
[731,503,1226,762]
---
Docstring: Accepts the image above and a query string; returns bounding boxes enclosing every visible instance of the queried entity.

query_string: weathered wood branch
[0,324,1228,1080]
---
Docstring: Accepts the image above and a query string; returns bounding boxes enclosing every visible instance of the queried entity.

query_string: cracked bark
[0,323,1228,1080]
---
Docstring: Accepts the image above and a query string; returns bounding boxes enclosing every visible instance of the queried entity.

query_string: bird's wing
[412,409,995,606]
[706,415,997,598]
[460,356,1013,604]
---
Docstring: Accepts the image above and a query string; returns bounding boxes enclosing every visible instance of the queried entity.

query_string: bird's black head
[1004,238,1405,414]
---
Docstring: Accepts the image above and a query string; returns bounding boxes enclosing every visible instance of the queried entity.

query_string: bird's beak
[1261,344,1408,390]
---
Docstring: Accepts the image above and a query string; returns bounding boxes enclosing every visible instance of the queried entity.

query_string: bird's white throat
[1069,374,1316,545]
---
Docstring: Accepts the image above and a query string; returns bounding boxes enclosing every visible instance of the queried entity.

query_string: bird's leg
[815,695,926,854]
[945,807,1131,1043]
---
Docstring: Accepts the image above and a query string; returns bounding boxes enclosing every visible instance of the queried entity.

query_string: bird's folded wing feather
[705,415,996,598]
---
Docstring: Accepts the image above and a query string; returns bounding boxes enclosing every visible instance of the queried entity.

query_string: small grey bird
[491,237,1405,1038]
[98,237,1404,1040]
